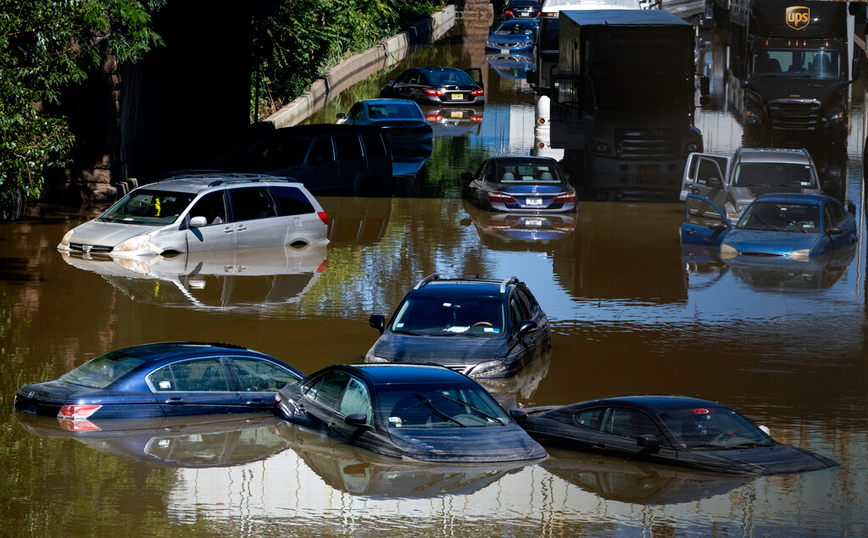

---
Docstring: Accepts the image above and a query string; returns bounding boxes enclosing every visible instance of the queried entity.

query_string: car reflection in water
[420,105,483,137]
[486,53,534,81]
[319,196,392,247]
[59,244,327,312]
[475,347,551,411]
[542,448,752,505]
[274,421,529,498]
[461,200,576,252]
[16,413,290,468]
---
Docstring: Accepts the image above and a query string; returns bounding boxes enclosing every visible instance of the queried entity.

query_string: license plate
[526,197,543,206]
[501,48,510,54]
[525,218,543,227]
[450,93,464,101]
[450,111,465,119]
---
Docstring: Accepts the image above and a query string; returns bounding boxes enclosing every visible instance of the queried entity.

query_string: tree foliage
[0,0,165,220]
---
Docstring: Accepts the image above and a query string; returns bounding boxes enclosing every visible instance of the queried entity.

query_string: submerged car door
[149,357,243,416]
[228,356,302,410]
[185,189,236,252]
[227,186,289,249]
[594,407,677,463]
[681,194,731,247]
[680,153,730,208]
[302,136,340,192]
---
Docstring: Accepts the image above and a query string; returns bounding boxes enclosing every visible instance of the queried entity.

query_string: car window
[573,407,606,431]
[308,138,335,165]
[396,70,417,84]
[659,406,771,449]
[824,200,846,228]
[381,384,509,429]
[361,132,387,157]
[338,377,372,423]
[336,135,363,161]
[601,408,658,439]
[391,295,505,336]
[148,358,229,392]
[247,138,308,167]
[271,185,315,216]
[509,293,530,327]
[188,190,228,225]
[733,162,817,188]
[230,357,299,392]
[302,370,350,410]
[59,351,146,389]
[694,158,724,187]
[101,189,195,225]
[347,103,363,121]
[737,201,819,233]
[229,187,278,221]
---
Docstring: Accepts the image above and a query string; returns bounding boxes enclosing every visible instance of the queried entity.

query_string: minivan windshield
[101,190,195,225]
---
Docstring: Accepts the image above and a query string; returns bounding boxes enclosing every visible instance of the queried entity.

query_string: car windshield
[732,162,818,189]
[59,351,146,388]
[367,103,424,121]
[496,162,562,184]
[379,383,510,428]
[736,202,820,233]
[100,189,195,225]
[494,22,536,36]
[390,295,505,336]
[658,406,774,449]
[425,69,475,85]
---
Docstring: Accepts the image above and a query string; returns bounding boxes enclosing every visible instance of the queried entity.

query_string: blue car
[462,156,577,213]
[485,19,539,54]
[681,193,857,263]
[14,342,303,421]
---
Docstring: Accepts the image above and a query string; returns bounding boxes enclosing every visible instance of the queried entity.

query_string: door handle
[328,422,337,430]
[235,225,247,232]
[591,444,605,452]
[165,397,185,405]
[223,226,234,234]
[685,229,697,235]
[244,398,265,405]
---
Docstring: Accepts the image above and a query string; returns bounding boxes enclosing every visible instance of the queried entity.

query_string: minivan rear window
[272,185,315,216]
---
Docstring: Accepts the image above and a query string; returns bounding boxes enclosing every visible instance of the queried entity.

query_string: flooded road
[2,17,867,538]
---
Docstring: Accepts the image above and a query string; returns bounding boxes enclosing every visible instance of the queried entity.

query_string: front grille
[617,128,678,159]
[69,243,113,253]
[769,99,820,131]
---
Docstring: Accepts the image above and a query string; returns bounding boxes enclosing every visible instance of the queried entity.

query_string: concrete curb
[264,5,456,129]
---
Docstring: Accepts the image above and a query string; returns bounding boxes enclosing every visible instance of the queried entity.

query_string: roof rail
[499,276,519,293]
[207,175,298,187]
[414,273,441,289]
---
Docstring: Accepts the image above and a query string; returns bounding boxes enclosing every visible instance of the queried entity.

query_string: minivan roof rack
[499,276,519,293]
[414,274,441,289]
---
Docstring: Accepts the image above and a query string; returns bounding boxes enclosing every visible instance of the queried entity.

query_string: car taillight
[487,191,516,203]
[317,211,328,225]
[505,9,514,16]
[471,89,484,97]
[58,404,102,420]
[426,114,443,121]
[423,88,444,97]
[275,393,282,404]
[316,259,327,273]
[553,192,577,203]
[471,115,483,122]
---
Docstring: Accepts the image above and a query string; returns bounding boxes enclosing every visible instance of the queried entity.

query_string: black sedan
[274,363,547,463]
[14,342,303,421]
[379,67,485,107]
[517,395,838,475]
[462,156,577,213]
[365,274,552,378]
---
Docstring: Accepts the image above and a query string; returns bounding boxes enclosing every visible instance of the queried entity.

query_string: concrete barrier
[264,5,456,129]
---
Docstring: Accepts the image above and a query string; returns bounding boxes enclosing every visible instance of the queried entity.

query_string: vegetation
[252,0,443,119]
[0,0,165,220]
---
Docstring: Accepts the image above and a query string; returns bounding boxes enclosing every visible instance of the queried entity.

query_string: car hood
[690,444,838,475]
[387,424,547,463]
[67,219,159,248]
[723,230,818,256]
[369,333,509,366]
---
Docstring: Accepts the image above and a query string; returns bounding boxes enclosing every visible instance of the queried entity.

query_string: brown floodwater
[2,18,867,538]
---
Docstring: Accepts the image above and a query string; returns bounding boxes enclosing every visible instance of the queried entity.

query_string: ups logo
[786,6,811,30]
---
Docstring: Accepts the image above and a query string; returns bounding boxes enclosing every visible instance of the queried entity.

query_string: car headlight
[720,244,738,259]
[467,358,508,378]
[787,248,811,262]
[364,350,390,363]
[112,234,153,253]
[58,229,74,249]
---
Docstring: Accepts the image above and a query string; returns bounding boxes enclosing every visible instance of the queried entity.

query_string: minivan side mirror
[190,216,207,228]
[369,314,386,334]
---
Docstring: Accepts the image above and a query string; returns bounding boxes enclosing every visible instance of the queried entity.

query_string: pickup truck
[679,147,822,220]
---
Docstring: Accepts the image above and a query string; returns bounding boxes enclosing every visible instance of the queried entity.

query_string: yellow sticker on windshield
[155,197,161,216]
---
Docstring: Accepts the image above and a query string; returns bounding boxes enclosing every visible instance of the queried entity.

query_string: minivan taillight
[317,211,328,225]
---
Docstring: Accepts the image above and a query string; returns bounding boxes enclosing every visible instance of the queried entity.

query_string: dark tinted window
[302,370,350,410]
[149,358,229,392]
[188,190,227,225]
[824,200,846,228]
[231,357,299,392]
[574,407,606,431]
[308,138,334,165]
[230,187,278,221]
[336,135,363,160]
[601,408,658,439]
[361,132,387,157]
[272,185,315,216]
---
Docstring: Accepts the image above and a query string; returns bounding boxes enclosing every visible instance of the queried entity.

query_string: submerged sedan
[14,342,303,420]
[681,193,857,263]
[485,19,539,54]
[462,156,577,212]
[379,67,484,107]
[518,395,838,475]
[275,363,546,463]
[336,98,433,159]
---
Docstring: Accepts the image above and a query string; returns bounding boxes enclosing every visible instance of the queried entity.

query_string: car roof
[568,395,729,412]
[110,341,269,364]
[734,147,812,165]
[327,364,480,386]
[418,66,468,73]
[752,193,834,205]
[487,156,560,166]
[143,173,301,194]
[410,274,522,297]
[359,98,421,107]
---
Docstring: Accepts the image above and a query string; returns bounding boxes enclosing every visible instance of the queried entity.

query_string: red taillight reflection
[316,259,327,273]
[317,211,328,225]
[471,115,483,122]
[423,88,444,97]
[58,404,102,420]
[58,418,101,432]
[487,191,516,204]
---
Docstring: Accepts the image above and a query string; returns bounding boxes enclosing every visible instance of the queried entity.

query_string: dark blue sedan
[462,156,577,213]
[485,19,539,54]
[275,363,547,463]
[682,193,857,263]
[14,342,303,421]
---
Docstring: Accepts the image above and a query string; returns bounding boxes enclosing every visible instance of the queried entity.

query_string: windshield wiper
[440,394,503,424]
[413,393,466,427]
[391,329,419,336]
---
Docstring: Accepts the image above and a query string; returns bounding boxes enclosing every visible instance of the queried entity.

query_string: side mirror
[369,314,386,334]
[345,413,368,426]
[759,425,771,436]
[709,222,728,231]
[826,226,843,236]
[517,320,538,337]
[461,172,473,183]
[637,433,661,453]
[336,112,346,120]
[509,408,528,422]
[190,216,207,228]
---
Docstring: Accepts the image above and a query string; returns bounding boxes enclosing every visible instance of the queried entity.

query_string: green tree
[0,0,165,220]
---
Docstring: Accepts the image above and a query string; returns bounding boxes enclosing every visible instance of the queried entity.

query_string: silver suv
[680,147,821,220]
[58,173,329,258]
